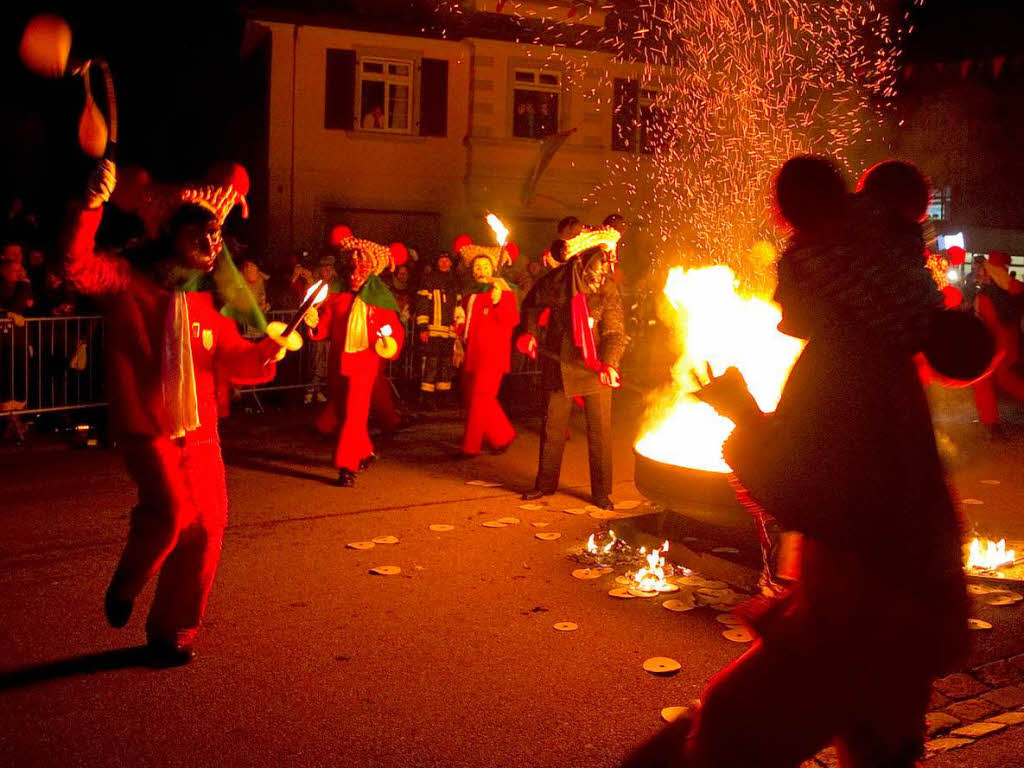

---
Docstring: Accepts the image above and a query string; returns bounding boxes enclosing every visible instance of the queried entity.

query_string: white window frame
[511,67,562,138]
[357,56,415,135]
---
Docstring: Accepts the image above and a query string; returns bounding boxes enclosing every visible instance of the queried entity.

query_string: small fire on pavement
[965,537,1019,577]
[580,530,687,593]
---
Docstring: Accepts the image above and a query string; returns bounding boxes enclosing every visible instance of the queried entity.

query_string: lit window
[927,186,952,221]
[359,57,413,133]
[512,68,561,139]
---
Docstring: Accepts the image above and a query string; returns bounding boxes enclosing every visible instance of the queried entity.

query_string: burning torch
[266,280,330,352]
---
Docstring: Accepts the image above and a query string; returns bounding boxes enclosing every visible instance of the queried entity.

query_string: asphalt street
[2,384,1024,767]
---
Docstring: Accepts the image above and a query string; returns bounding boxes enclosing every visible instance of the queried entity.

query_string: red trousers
[973,361,1024,424]
[109,432,228,645]
[324,372,374,471]
[461,369,514,455]
[371,373,401,432]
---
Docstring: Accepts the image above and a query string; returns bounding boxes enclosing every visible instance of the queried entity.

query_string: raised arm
[63,161,132,298]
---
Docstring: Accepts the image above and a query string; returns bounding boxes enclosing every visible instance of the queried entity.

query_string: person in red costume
[455,250,519,456]
[306,247,404,486]
[65,160,291,666]
[972,251,1024,434]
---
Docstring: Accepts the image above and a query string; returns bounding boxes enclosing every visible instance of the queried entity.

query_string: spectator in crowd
[415,251,460,406]
[241,259,270,313]
[388,263,414,324]
[0,256,33,314]
[362,104,385,130]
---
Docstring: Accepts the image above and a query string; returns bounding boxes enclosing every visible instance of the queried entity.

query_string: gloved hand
[690,363,762,426]
[85,159,116,209]
[304,307,319,328]
[258,335,288,363]
[599,365,621,389]
[516,333,538,360]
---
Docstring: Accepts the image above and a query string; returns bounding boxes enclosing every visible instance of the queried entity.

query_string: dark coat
[518,261,627,397]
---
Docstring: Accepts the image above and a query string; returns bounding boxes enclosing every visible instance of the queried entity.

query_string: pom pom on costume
[330,225,354,246]
[947,246,966,266]
[453,234,473,254]
[207,163,250,197]
[389,242,409,267]
[942,285,962,308]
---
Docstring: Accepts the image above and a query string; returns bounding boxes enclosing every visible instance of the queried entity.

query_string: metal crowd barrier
[1,310,540,419]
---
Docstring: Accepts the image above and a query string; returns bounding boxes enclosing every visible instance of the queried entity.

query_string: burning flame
[635,265,804,473]
[486,213,509,247]
[633,540,673,593]
[305,280,329,306]
[966,538,1016,571]
[586,529,616,555]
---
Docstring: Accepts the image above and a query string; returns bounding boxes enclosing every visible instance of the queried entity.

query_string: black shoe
[104,586,133,629]
[358,453,377,470]
[592,496,614,510]
[521,488,551,501]
[147,639,196,668]
[334,468,357,487]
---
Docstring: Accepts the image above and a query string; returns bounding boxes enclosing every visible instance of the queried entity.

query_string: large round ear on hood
[774,154,848,233]
[453,234,473,254]
[857,160,929,222]
[921,310,998,387]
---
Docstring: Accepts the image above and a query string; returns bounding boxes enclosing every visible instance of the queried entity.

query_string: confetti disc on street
[347,541,375,550]
[429,524,455,532]
[372,535,399,545]
[584,505,602,512]
[496,517,520,524]
[572,568,603,580]
[981,480,1001,485]
[628,588,659,598]
[481,521,507,528]
[962,498,984,505]
[968,619,992,630]
[535,532,562,541]
[643,657,681,675]
[656,583,680,594]
[369,565,401,576]
[614,500,642,510]
[563,508,588,515]
[531,522,551,528]
[615,575,631,585]
[598,566,613,574]
[967,584,998,595]
[716,613,742,626]
[609,588,637,599]
[661,706,690,723]
[466,480,502,487]
[553,622,578,632]
[985,593,1023,606]
[712,547,740,555]
[519,503,546,511]
[662,598,696,612]
[710,603,736,613]
[723,628,753,643]
[589,510,619,520]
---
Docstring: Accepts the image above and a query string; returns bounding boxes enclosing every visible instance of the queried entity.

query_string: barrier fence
[1,310,538,418]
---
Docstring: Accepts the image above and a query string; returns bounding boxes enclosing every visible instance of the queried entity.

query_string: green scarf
[178,243,267,331]
[357,274,399,311]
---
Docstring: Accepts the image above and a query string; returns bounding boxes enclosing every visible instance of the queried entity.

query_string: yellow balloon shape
[78,93,109,158]
[20,14,72,78]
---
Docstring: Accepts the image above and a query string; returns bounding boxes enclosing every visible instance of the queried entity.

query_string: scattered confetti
[980,480,1001,485]
[563,508,588,516]
[428,524,455,532]
[962,499,984,505]
[662,598,696,612]
[466,480,502,487]
[614,500,642,510]
[589,510,619,520]
[372,535,399,545]
[496,517,520,525]
[572,568,604,580]
[347,541,375,550]
[661,706,690,723]
[481,521,507,529]
[531,522,552,528]
[519,503,547,511]
[723,628,754,643]
[984,593,1023,607]
[535,532,562,541]
[369,566,401,576]
[609,588,637,599]
[643,657,682,675]
[553,622,579,632]
[716,613,742,626]
[967,619,992,630]
[629,588,659,598]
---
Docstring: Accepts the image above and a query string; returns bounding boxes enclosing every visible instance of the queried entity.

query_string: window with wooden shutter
[325,49,356,130]
[612,78,638,152]
[419,59,448,137]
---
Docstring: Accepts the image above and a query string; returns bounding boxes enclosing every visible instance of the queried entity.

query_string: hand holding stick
[690,362,762,426]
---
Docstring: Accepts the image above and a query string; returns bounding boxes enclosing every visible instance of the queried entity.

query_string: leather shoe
[592,496,614,510]
[334,468,357,487]
[147,639,196,668]
[521,488,551,501]
[104,585,133,629]
[358,453,377,470]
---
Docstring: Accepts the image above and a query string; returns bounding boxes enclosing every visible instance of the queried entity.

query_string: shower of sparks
[432,0,921,288]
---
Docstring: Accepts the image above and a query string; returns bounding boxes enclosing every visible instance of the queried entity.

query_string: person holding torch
[64,160,298,666]
[305,243,405,487]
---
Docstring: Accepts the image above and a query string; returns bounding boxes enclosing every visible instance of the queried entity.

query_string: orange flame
[305,280,329,306]
[486,213,509,247]
[635,265,804,473]
[966,538,1016,571]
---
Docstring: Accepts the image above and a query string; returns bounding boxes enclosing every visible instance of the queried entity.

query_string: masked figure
[455,250,519,456]
[306,247,404,487]
[516,246,626,509]
[64,160,289,666]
